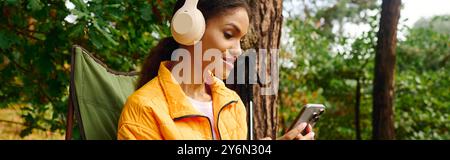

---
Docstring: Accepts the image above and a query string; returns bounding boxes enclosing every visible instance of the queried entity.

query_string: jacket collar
[157,61,239,119]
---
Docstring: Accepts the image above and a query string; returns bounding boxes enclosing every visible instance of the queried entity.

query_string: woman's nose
[228,42,242,57]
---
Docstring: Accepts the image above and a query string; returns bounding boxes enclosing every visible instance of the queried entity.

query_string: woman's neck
[168,45,212,102]
[180,83,212,102]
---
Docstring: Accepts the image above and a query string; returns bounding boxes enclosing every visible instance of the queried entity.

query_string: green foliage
[414,15,450,34]
[280,0,379,139]
[1,0,448,140]
[395,25,450,139]
[0,0,176,137]
[280,0,449,140]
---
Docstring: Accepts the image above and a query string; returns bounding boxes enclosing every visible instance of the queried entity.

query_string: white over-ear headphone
[171,0,206,45]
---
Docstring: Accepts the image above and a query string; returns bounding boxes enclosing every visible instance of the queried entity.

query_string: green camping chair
[66,45,139,140]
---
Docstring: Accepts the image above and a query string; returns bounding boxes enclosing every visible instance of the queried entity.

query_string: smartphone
[287,104,326,135]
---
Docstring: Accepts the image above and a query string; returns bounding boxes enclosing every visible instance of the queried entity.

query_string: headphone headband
[184,0,199,9]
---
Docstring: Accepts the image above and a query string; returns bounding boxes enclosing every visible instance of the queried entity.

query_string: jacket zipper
[216,100,238,140]
[174,115,214,140]
[173,100,239,140]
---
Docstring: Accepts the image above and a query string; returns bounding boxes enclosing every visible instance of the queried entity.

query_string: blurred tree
[228,0,283,140]
[281,0,448,140]
[280,0,379,139]
[372,0,401,140]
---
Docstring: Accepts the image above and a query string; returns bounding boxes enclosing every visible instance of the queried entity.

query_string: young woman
[117,0,315,140]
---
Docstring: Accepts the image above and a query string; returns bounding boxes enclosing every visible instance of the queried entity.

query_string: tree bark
[355,78,361,140]
[228,0,283,140]
[372,0,401,140]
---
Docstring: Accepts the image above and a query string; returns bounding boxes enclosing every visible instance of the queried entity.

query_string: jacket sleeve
[117,98,163,140]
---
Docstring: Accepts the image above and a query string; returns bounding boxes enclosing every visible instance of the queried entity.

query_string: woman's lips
[223,56,237,62]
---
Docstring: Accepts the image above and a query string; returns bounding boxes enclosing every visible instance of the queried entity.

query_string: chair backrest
[66,45,139,140]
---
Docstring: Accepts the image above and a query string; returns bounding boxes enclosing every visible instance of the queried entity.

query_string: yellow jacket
[117,61,248,140]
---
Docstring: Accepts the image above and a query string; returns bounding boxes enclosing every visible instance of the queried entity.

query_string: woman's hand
[259,123,315,140]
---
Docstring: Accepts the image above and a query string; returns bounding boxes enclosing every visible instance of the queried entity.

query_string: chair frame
[65,45,139,140]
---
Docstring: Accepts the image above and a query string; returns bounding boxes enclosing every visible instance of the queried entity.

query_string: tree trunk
[355,78,361,140]
[228,0,283,140]
[372,0,401,140]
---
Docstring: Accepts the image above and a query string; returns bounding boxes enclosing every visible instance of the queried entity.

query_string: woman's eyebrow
[226,23,242,34]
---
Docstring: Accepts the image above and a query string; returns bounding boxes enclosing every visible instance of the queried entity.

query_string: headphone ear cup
[171,7,205,45]
[191,9,206,43]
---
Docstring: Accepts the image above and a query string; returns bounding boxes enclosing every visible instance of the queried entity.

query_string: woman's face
[200,7,250,79]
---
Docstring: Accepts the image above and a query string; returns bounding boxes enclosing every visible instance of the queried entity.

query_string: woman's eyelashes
[224,31,233,39]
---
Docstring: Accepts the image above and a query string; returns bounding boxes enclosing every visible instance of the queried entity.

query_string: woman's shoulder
[118,78,171,132]
[123,78,168,112]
